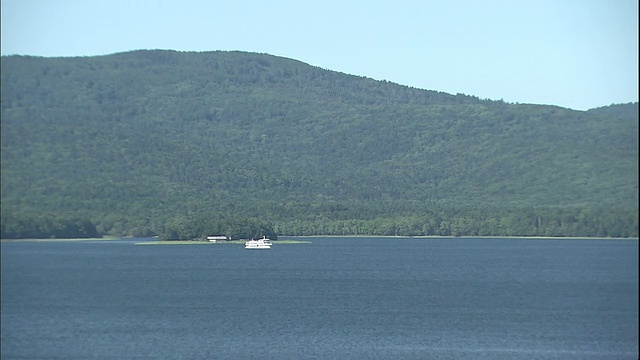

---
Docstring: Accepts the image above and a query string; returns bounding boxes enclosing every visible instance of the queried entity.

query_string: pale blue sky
[2,0,637,110]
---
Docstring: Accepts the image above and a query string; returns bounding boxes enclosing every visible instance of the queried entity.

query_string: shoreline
[288,235,639,240]
[3,235,636,243]
[135,239,311,245]
[0,236,124,242]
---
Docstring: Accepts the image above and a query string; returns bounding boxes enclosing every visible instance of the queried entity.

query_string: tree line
[1,212,99,239]
[157,215,277,240]
[272,207,638,238]
[1,204,636,239]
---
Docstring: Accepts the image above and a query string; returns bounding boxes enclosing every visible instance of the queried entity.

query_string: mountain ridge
[1,50,637,238]
[5,49,632,111]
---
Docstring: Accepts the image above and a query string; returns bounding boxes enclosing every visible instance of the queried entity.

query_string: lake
[1,237,637,359]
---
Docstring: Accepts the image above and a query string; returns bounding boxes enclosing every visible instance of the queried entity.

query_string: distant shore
[135,239,311,245]
[289,235,639,240]
[0,236,123,242]
[3,235,636,243]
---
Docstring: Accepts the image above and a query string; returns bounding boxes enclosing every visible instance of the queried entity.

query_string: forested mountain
[1,50,637,238]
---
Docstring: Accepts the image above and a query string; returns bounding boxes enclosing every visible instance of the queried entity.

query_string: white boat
[245,236,272,249]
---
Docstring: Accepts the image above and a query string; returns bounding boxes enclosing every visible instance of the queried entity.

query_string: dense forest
[1,50,637,239]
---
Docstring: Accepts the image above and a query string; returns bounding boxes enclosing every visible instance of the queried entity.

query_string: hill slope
[1,50,637,237]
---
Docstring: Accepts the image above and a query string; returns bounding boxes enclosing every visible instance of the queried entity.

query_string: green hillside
[1,50,637,238]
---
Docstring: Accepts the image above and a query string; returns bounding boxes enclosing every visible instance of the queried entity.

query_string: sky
[1,0,638,110]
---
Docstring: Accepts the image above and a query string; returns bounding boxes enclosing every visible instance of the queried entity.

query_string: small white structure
[207,236,227,243]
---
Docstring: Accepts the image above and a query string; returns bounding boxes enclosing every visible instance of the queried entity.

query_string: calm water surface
[1,237,638,359]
